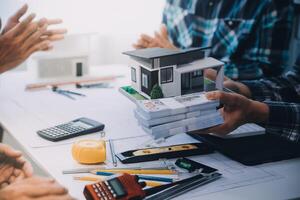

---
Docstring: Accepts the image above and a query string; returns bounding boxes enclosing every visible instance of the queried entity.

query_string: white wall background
[0,0,165,66]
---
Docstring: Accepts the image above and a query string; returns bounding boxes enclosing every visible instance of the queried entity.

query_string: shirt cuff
[263,101,300,143]
[241,80,273,101]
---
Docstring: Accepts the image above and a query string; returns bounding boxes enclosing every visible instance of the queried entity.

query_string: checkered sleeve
[228,0,293,80]
[264,101,300,143]
[241,68,300,103]
[241,62,300,143]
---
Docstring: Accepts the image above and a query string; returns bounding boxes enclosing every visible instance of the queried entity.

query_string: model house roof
[123,47,209,69]
[176,57,224,73]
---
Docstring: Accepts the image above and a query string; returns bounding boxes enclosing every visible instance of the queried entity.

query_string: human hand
[1,4,28,34]
[133,24,177,49]
[0,4,67,73]
[0,176,75,200]
[2,4,67,40]
[191,91,269,136]
[204,69,252,98]
[0,144,33,188]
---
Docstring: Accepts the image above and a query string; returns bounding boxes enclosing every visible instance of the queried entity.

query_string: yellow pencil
[145,181,163,187]
[73,176,163,187]
[90,169,176,175]
[73,176,102,182]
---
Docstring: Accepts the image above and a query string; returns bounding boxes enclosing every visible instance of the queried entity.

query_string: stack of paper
[134,93,224,139]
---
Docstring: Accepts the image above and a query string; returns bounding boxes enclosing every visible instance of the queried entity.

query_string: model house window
[192,70,202,78]
[131,67,136,82]
[142,73,148,88]
[161,67,173,84]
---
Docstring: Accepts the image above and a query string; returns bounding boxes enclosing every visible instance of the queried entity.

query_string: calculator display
[108,178,126,197]
[72,121,93,129]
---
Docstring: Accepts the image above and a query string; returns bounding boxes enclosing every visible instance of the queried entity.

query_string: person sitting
[0,4,73,200]
[134,0,294,81]
[196,54,300,144]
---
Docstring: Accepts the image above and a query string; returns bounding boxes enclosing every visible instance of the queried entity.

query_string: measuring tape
[72,139,106,164]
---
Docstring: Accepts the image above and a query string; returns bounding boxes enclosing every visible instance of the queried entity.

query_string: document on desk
[111,133,282,199]
[1,87,282,198]
[5,88,147,148]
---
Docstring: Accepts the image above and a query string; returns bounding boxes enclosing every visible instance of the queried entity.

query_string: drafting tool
[76,82,112,89]
[94,171,174,183]
[51,86,86,100]
[90,169,176,175]
[26,75,119,91]
[175,157,217,174]
[109,139,117,167]
[116,143,214,164]
[144,173,222,200]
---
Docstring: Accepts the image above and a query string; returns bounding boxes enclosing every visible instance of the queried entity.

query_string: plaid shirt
[242,56,300,143]
[162,0,293,80]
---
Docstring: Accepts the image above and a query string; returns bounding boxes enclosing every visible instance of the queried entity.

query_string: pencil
[94,171,173,183]
[91,169,176,175]
[62,167,170,174]
[145,181,163,187]
[73,176,102,182]
[74,176,162,187]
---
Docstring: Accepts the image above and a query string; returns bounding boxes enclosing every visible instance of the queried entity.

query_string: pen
[94,171,173,183]
[109,139,117,167]
[91,169,176,175]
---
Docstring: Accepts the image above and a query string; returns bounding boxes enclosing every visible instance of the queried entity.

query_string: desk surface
[0,65,299,200]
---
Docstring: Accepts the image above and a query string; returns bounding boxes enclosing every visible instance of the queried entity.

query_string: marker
[94,171,173,183]
[91,169,176,175]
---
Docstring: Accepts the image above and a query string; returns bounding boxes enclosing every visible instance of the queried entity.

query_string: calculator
[37,117,105,142]
[84,173,146,200]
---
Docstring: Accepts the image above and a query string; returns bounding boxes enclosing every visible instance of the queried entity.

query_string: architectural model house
[123,47,224,99]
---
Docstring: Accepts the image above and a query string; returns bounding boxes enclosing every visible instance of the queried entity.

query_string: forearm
[253,101,300,143]
[247,100,269,125]
[241,80,274,101]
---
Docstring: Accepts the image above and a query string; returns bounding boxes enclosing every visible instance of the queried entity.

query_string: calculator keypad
[38,124,88,141]
[37,118,104,142]
[92,183,113,200]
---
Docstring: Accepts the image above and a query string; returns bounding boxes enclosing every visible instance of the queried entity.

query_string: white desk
[0,65,299,200]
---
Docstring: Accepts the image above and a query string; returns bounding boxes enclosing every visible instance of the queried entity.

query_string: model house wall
[159,65,180,97]
[130,61,141,93]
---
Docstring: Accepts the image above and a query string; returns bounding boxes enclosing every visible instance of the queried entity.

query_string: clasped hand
[0,144,33,188]
[0,4,67,74]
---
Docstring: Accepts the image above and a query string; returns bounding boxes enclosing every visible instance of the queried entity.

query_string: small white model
[123,47,224,99]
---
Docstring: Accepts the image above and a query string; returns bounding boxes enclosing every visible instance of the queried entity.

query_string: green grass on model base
[121,86,147,100]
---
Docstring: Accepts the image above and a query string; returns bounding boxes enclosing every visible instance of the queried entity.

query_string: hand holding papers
[134,93,224,139]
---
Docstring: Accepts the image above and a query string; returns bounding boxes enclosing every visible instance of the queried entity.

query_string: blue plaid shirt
[163,0,293,80]
[242,55,300,143]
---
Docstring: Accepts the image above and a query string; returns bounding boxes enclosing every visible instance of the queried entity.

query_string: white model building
[123,47,224,99]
